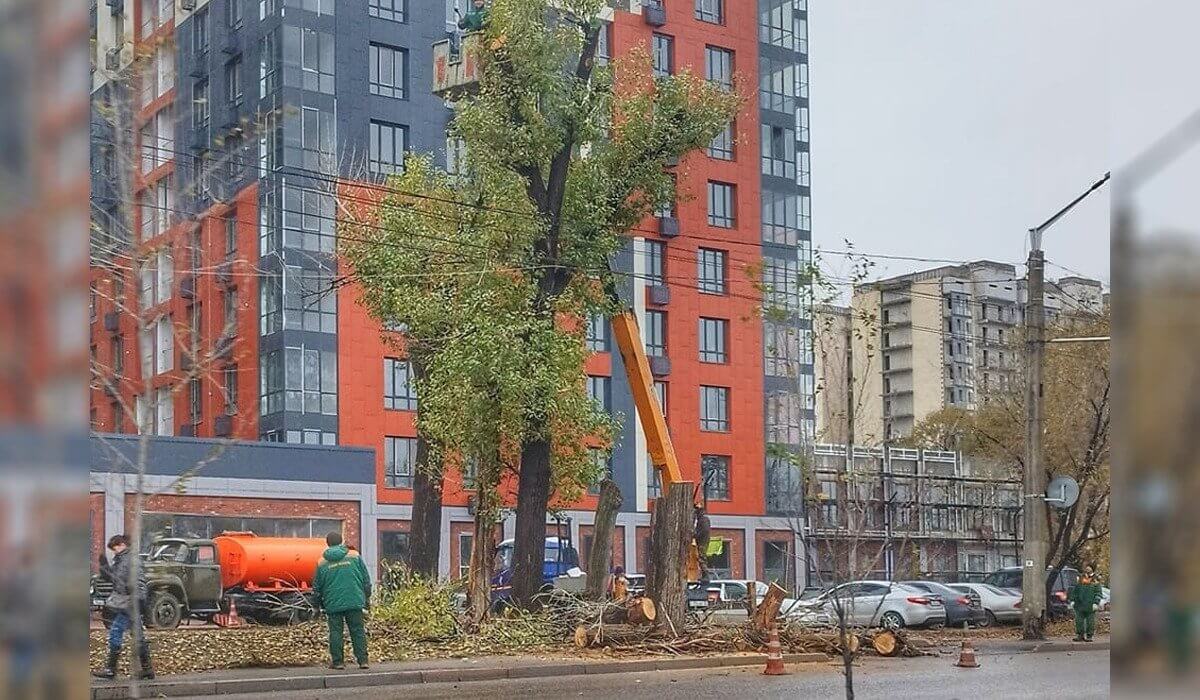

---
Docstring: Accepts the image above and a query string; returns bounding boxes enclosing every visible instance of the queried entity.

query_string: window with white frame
[651,34,673,77]
[586,313,609,352]
[695,0,724,25]
[708,122,734,160]
[298,27,335,94]
[384,435,418,488]
[762,189,804,246]
[369,43,407,99]
[587,375,611,413]
[762,256,801,311]
[155,386,174,435]
[384,357,418,410]
[653,381,667,417]
[766,390,802,444]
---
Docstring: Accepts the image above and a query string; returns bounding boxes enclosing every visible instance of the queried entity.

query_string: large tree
[445,0,738,607]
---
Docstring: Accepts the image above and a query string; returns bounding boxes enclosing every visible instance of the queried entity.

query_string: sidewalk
[90,652,830,699]
[972,635,1111,655]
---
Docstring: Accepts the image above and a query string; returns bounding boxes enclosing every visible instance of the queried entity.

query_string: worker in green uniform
[1069,566,1103,642]
[313,532,373,670]
[457,0,489,32]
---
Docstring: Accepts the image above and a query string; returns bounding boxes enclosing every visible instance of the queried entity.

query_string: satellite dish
[1045,475,1080,509]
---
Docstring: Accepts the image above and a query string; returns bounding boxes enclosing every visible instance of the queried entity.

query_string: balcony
[648,355,671,377]
[657,216,680,238]
[432,33,483,99]
[643,3,667,26]
[647,284,670,306]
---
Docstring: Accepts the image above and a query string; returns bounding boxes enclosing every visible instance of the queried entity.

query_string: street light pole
[1020,172,1109,640]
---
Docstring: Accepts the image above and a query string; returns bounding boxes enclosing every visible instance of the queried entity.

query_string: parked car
[625,574,646,597]
[902,580,987,628]
[790,581,946,630]
[949,583,1023,626]
[983,566,1078,620]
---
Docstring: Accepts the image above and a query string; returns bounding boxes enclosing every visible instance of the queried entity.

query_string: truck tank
[213,532,328,590]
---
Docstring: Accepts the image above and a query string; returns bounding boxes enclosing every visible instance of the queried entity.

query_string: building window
[759,0,801,50]
[384,436,417,488]
[368,0,405,22]
[225,58,243,108]
[587,375,611,413]
[708,122,734,160]
[763,540,790,586]
[282,181,336,253]
[799,106,809,142]
[260,273,282,336]
[298,104,336,171]
[283,0,335,14]
[798,150,810,186]
[799,62,809,98]
[653,381,667,417]
[457,533,473,579]
[761,125,796,179]
[110,336,125,376]
[646,241,665,285]
[189,378,202,426]
[651,34,674,77]
[647,457,662,500]
[258,346,337,416]
[379,531,410,574]
[699,318,728,363]
[766,390,802,443]
[223,366,238,414]
[446,135,468,174]
[282,266,337,333]
[193,7,210,60]
[369,44,407,99]
[704,46,733,90]
[586,313,609,352]
[762,190,809,245]
[701,455,730,500]
[192,79,210,135]
[369,121,407,175]
[698,248,727,294]
[695,0,725,25]
[227,0,243,29]
[645,310,666,357]
[700,386,729,431]
[759,57,799,114]
[763,256,801,311]
[384,357,418,411]
[707,181,735,228]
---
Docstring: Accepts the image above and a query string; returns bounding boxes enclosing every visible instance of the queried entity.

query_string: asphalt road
[173,650,1110,700]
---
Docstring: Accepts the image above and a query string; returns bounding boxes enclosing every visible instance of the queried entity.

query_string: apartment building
[845,261,1104,443]
[88,1,816,582]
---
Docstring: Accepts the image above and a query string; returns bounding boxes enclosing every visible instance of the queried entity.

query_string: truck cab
[91,537,223,629]
[490,536,582,602]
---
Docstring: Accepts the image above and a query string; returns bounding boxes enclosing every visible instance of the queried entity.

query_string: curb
[973,639,1110,655]
[90,653,830,699]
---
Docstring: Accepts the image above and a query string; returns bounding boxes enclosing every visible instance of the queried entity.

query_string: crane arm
[610,310,684,489]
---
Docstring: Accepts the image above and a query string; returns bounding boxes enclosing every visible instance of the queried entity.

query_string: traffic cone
[763,624,790,676]
[226,598,243,628]
[955,639,979,668]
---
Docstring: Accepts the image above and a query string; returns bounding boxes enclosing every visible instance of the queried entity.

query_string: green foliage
[372,564,460,640]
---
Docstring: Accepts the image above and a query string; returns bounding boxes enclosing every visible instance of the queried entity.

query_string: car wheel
[979,610,996,628]
[148,590,183,629]
[880,611,904,631]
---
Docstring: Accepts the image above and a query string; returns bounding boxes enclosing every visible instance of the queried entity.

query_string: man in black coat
[93,535,153,680]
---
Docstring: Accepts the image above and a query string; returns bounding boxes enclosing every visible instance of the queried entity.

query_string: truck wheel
[148,591,183,629]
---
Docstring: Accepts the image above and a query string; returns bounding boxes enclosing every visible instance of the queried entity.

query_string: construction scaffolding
[804,444,1023,586]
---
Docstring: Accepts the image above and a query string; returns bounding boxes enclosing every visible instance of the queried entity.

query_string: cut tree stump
[871,630,898,657]
[752,582,788,629]
[626,597,657,625]
[837,631,861,654]
[647,483,694,634]
[573,623,656,648]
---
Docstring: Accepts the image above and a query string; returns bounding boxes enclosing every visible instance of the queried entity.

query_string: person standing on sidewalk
[93,535,153,680]
[313,532,372,670]
[1070,566,1103,642]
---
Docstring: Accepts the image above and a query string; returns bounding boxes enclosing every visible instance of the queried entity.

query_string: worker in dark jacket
[457,0,489,32]
[313,532,372,670]
[1070,566,1104,642]
[694,504,712,581]
[93,535,153,680]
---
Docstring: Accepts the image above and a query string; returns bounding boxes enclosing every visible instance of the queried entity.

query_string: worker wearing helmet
[1069,566,1103,642]
[313,532,372,670]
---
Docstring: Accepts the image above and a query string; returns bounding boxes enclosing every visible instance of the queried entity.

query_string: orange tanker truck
[90,532,332,629]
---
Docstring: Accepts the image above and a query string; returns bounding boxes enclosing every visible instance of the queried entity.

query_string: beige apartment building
[814,261,1103,444]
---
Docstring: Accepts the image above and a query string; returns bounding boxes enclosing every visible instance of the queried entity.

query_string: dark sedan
[901,580,988,628]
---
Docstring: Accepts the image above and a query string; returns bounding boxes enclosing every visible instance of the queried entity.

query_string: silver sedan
[949,583,1023,625]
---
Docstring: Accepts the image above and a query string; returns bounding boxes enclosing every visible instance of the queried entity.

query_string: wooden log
[626,597,657,625]
[573,623,656,648]
[752,582,788,629]
[838,632,860,654]
[745,581,757,618]
[647,483,694,635]
[871,630,899,657]
[583,479,623,601]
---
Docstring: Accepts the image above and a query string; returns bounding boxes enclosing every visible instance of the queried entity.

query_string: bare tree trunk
[513,437,553,608]
[407,358,442,578]
[647,483,693,635]
[584,479,622,600]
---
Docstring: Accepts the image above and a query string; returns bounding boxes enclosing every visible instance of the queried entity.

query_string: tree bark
[466,491,496,628]
[407,357,442,579]
[584,479,623,600]
[407,442,443,579]
[647,483,694,635]
[753,582,788,629]
[513,437,553,608]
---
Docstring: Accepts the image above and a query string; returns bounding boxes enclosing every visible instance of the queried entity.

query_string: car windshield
[149,542,189,562]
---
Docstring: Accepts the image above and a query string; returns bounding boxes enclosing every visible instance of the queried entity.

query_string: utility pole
[1020,172,1109,640]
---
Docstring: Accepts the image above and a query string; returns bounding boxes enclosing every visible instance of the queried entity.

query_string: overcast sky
[809,1,1197,287]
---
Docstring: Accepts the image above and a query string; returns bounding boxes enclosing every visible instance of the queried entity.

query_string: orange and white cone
[763,624,789,675]
[955,639,979,668]
[223,598,243,628]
